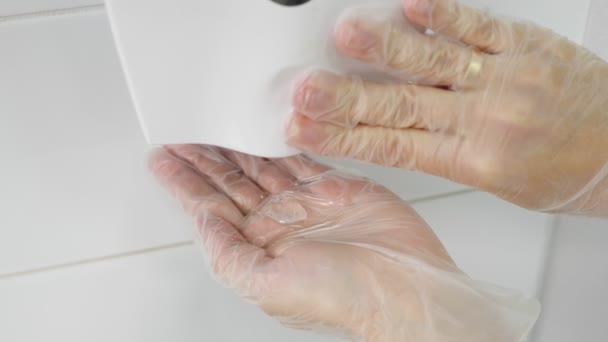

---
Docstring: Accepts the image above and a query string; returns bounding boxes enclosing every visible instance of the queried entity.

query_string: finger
[285,114,463,180]
[222,149,297,194]
[274,154,332,180]
[403,0,513,53]
[195,211,269,296]
[148,148,243,226]
[292,70,460,132]
[166,145,267,214]
[333,13,471,86]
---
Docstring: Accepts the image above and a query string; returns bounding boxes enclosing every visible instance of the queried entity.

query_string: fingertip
[285,113,297,138]
[292,70,341,117]
[285,114,305,146]
[147,148,184,182]
[333,18,379,57]
[402,0,434,24]
[292,71,321,113]
[285,114,327,151]
[332,19,352,50]
[148,147,170,173]
[292,72,313,110]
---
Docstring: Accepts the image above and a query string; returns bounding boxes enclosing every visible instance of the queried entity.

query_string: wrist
[353,263,539,342]
[553,161,608,217]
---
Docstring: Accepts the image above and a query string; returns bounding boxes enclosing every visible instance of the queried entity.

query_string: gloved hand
[150,144,539,342]
[286,0,608,216]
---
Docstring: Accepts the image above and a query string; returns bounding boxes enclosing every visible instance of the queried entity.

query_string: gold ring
[459,49,485,89]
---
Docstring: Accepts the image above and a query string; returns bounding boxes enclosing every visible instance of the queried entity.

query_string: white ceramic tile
[0,13,466,276]
[534,216,608,342]
[412,192,552,297]
[585,0,608,60]
[0,246,342,342]
[0,13,192,276]
[0,0,101,17]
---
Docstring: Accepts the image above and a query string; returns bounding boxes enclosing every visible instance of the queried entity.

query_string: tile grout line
[527,215,560,342]
[0,241,195,281]
[408,188,477,204]
[0,4,105,24]
[0,188,477,281]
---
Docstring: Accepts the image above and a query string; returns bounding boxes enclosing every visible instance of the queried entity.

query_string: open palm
[150,145,537,341]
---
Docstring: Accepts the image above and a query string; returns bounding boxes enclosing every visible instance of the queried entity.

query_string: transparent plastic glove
[150,144,539,342]
[286,0,608,217]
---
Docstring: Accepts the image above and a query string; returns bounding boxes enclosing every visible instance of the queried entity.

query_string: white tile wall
[0,1,101,17]
[585,0,608,60]
[0,13,193,276]
[533,216,608,342]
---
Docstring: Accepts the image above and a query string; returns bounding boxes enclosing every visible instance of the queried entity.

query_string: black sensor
[270,0,311,6]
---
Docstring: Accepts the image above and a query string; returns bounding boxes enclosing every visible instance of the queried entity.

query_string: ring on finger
[456,48,485,89]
